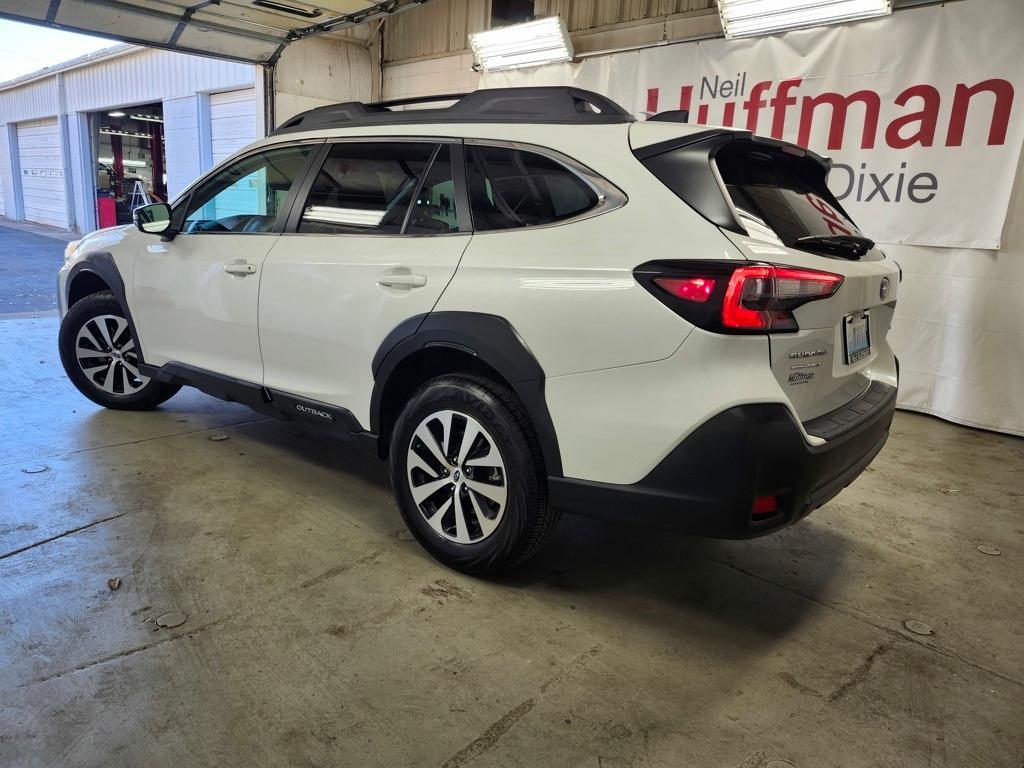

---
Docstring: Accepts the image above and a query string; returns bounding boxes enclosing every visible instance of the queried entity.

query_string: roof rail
[270,87,634,135]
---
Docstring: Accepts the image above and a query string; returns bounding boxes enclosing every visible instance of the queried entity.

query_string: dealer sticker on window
[844,311,871,365]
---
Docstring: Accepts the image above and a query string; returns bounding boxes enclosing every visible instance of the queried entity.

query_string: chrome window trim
[463,138,627,232]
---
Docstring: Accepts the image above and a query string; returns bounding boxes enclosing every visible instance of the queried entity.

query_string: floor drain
[902,620,933,636]
[976,544,1001,556]
[209,434,230,442]
[21,465,49,474]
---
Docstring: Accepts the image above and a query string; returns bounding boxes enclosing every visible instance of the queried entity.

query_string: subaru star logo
[879,277,891,300]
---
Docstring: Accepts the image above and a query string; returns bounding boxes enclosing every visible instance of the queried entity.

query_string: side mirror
[133,203,173,236]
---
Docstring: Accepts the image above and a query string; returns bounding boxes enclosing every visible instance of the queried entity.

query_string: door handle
[224,262,257,276]
[378,273,426,288]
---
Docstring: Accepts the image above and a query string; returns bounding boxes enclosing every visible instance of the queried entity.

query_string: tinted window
[714,142,863,245]
[466,145,598,231]
[181,146,311,234]
[406,144,460,234]
[298,142,437,235]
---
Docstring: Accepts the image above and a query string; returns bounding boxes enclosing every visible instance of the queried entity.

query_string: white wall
[383,53,479,101]
[273,36,379,127]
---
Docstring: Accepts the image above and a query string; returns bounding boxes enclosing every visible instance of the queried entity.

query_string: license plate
[844,311,871,364]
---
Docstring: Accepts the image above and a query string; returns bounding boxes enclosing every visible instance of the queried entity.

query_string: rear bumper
[548,382,896,538]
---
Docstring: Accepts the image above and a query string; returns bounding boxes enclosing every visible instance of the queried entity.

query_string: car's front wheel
[389,374,559,575]
[58,292,180,410]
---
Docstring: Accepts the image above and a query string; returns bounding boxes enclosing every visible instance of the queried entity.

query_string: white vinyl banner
[482,0,1024,250]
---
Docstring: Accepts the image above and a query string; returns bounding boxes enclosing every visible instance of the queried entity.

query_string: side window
[180,145,312,234]
[298,142,451,235]
[406,144,460,235]
[465,145,598,231]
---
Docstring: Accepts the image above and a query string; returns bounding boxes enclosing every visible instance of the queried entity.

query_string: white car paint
[58,110,899,487]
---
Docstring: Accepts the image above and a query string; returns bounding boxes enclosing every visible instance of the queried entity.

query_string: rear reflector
[752,495,778,516]
[653,276,715,303]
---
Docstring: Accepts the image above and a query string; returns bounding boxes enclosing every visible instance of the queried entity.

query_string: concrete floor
[1,313,1022,768]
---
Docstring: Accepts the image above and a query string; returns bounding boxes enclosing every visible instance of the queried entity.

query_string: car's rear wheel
[390,374,559,575]
[59,292,180,410]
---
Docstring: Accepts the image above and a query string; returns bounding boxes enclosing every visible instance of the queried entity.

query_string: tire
[59,292,181,410]
[389,374,560,575]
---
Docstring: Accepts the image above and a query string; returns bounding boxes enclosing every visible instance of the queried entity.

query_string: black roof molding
[270,87,635,134]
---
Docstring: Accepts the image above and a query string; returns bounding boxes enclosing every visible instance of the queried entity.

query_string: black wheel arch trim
[371,311,563,477]
[65,252,147,364]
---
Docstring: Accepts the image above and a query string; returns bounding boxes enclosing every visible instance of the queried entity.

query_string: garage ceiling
[0,0,430,64]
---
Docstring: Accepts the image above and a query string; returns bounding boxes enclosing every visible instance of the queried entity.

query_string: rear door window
[465,144,598,231]
[298,142,441,235]
[714,142,863,245]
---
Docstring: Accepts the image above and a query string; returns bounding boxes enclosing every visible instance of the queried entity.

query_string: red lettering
[798,90,881,149]
[885,84,940,148]
[946,78,1013,146]
[646,87,659,115]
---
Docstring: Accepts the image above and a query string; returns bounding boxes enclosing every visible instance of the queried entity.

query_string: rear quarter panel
[434,124,745,376]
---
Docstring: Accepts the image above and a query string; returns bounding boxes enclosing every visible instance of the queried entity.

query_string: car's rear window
[714,141,863,246]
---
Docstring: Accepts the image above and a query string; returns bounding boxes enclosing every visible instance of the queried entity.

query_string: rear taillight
[635,261,843,334]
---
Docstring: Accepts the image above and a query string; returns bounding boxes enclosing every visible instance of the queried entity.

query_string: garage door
[210,88,258,165]
[17,118,67,229]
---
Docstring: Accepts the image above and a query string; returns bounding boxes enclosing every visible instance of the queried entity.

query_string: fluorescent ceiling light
[107,110,126,117]
[98,157,148,168]
[717,0,892,39]
[304,206,385,227]
[469,17,573,72]
[100,128,153,138]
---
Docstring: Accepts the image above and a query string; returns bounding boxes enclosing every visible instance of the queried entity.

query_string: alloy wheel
[75,314,149,396]
[406,409,508,544]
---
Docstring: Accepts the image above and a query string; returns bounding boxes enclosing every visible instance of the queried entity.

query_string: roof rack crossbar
[270,87,634,135]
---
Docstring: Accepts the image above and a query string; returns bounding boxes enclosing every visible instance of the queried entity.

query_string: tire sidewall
[58,294,174,410]
[390,377,541,572]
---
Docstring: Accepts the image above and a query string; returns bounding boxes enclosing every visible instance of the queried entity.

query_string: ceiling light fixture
[107,110,126,117]
[716,0,892,39]
[130,114,164,123]
[100,128,153,139]
[469,17,574,71]
[252,0,323,18]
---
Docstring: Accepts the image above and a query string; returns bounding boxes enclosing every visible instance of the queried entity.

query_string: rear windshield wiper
[793,235,875,259]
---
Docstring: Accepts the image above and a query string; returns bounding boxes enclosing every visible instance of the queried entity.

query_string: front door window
[180,145,312,234]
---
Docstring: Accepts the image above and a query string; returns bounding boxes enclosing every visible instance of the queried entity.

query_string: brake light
[723,266,843,331]
[636,261,843,334]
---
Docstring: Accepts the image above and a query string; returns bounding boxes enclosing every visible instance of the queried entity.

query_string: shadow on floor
[208,411,851,643]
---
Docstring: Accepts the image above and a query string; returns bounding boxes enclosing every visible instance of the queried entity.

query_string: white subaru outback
[58,87,899,574]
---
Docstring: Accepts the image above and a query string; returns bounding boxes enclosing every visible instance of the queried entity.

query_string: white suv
[58,87,899,574]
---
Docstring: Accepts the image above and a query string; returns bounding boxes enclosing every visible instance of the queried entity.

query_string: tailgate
[723,230,899,421]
